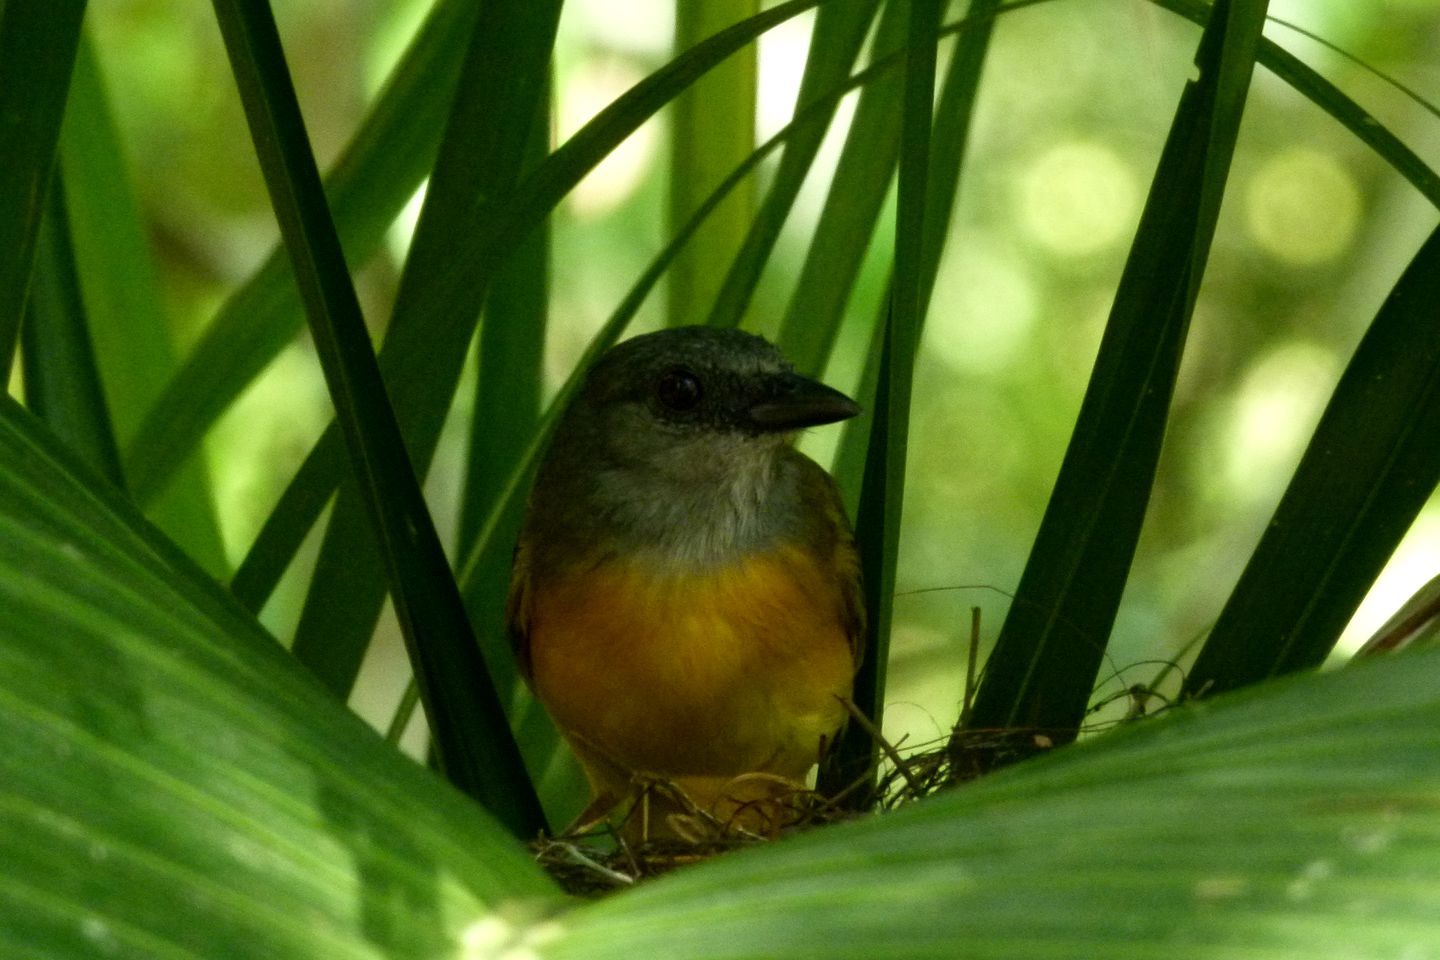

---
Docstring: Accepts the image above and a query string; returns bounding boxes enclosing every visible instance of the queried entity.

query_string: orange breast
[527,544,855,792]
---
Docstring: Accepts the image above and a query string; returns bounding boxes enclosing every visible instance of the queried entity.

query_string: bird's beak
[748,372,862,431]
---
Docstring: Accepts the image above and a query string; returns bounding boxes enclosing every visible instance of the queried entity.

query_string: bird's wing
[505,539,536,686]
[793,452,865,671]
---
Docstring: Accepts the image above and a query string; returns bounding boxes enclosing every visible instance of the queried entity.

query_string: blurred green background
[75,0,1440,753]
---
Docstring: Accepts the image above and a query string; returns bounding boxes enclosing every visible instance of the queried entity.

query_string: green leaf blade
[207,0,542,836]
[775,0,909,375]
[1186,224,1440,697]
[60,35,230,576]
[0,0,85,367]
[19,176,126,489]
[822,0,942,801]
[669,0,759,324]
[705,0,881,331]
[123,0,483,507]
[966,0,1271,744]
[287,0,562,715]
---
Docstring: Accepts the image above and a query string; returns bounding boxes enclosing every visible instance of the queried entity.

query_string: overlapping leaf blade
[822,0,940,800]
[59,35,229,575]
[229,0,827,622]
[286,0,560,709]
[0,0,85,366]
[207,0,542,836]
[1186,224,1440,696]
[965,0,1269,743]
[123,0,485,507]
[19,177,124,488]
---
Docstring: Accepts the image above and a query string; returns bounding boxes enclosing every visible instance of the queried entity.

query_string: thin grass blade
[965,0,1270,746]
[775,0,912,376]
[705,0,881,330]
[917,0,1001,310]
[1184,224,1440,697]
[208,0,543,837]
[1160,0,1440,209]
[669,0,759,323]
[821,0,939,802]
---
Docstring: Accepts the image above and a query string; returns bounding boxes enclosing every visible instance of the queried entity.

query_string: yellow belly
[527,544,855,797]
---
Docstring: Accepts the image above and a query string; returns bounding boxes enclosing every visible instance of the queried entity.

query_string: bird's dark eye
[656,367,702,411]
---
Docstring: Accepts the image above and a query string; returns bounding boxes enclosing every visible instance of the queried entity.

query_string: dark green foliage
[3,0,1440,954]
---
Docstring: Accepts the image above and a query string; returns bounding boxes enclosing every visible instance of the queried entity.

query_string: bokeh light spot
[925,241,1038,373]
[1244,146,1361,265]
[558,57,658,217]
[1338,506,1440,654]
[1017,141,1138,256]
[1221,341,1339,503]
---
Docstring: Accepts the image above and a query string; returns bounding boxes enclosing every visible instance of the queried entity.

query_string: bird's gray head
[579,325,858,444]
[532,326,859,565]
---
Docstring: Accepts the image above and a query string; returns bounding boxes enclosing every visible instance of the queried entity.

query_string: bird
[506,325,863,839]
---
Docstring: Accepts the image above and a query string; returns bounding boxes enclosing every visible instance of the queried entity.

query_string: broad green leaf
[546,646,1440,958]
[0,393,554,960]
[0,0,85,368]
[208,0,544,837]
[1185,224,1440,697]
[965,0,1269,745]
